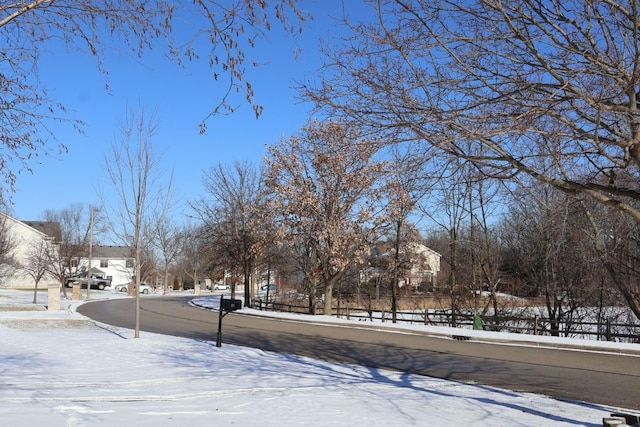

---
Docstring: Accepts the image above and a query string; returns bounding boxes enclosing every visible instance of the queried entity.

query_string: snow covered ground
[0,289,637,426]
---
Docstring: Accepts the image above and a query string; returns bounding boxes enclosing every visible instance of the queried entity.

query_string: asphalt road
[77,295,640,410]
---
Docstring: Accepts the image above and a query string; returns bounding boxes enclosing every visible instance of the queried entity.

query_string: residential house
[361,242,441,292]
[401,243,441,291]
[0,213,60,289]
[70,246,135,287]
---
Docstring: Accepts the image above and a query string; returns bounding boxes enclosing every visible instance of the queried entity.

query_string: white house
[70,246,135,287]
[0,213,60,289]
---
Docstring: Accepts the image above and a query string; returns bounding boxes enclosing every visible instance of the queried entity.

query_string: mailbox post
[217,295,242,347]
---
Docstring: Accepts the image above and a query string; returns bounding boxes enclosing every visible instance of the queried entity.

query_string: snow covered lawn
[0,289,633,426]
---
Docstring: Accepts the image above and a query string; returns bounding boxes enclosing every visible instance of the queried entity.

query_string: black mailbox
[221,298,242,312]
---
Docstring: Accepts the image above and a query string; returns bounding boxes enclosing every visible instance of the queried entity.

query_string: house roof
[90,246,133,259]
[68,244,133,259]
[19,220,62,241]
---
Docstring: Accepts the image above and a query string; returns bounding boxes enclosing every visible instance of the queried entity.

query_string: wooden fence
[253,301,640,342]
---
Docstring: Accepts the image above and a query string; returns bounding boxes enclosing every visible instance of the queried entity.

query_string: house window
[126,259,134,268]
[100,259,108,268]
[71,259,78,268]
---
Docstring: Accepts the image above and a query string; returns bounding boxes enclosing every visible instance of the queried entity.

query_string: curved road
[78,296,640,410]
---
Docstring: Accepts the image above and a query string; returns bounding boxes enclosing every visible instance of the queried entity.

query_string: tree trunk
[243,255,252,308]
[32,280,39,304]
[307,279,317,315]
[164,263,169,293]
[391,220,401,324]
[60,280,68,299]
[323,279,334,316]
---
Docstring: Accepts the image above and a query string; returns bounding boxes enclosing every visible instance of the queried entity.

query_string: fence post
[606,319,612,341]
[534,315,539,336]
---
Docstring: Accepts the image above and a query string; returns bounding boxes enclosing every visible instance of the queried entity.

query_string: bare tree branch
[302,0,640,223]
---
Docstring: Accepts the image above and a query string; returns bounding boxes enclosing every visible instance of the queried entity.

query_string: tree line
[27,116,638,334]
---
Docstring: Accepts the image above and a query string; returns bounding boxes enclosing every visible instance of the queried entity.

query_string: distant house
[0,213,136,289]
[401,243,441,290]
[70,246,134,287]
[0,213,60,289]
[361,242,441,292]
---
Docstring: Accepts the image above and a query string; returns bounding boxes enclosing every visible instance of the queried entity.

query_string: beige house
[361,242,441,292]
[0,213,135,290]
[400,243,441,290]
[0,213,60,289]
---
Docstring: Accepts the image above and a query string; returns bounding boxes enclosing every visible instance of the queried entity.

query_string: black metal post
[216,295,224,347]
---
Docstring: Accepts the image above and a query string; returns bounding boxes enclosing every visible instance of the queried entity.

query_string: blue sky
[11,0,361,222]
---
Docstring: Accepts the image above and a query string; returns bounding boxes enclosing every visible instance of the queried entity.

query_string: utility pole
[86,207,94,300]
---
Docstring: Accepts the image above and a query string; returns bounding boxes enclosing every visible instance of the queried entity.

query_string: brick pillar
[72,283,81,301]
[47,283,61,311]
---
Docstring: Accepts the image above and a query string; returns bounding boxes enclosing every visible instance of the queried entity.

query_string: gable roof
[20,220,62,241]
[0,212,61,241]
[87,245,133,259]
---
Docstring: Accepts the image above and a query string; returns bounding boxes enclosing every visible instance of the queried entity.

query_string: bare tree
[153,216,184,294]
[466,173,504,326]
[139,226,161,287]
[305,0,640,219]
[581,198,640,321]
[422,158,506,325]
[0,213,18,285]
[42,204,97,299]
[501,182,604,335]
[24,238,52,304]
[381,143,432,321]
[0,1,308,197]
[175,224,209,292]
[103,107,173,338]
[192,160,266,307]
[421,158,475,322]
[264,120,385,315]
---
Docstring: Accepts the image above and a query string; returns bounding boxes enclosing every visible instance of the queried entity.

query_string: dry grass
[336,293,536,312]
[0,319,95,330]
[0,304,46,312]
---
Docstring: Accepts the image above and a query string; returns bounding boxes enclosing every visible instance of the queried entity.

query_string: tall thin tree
[103,107,173,338]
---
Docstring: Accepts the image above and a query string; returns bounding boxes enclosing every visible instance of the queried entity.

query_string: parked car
[256,284,276,301]
[214,284,231,291]
[114,283,153,294]
[65,274,112,290]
